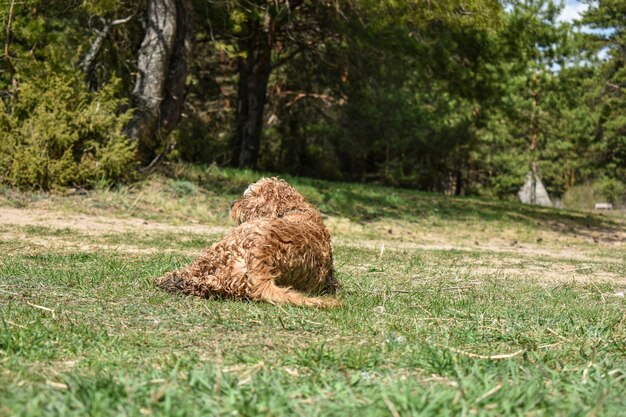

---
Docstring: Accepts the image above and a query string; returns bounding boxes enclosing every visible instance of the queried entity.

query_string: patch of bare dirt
[0,232,201,256]
[327,213,625,265]
[337,239,625,283]
[336,238,623,263]
[2,207,623,284]
[0,207,228,236]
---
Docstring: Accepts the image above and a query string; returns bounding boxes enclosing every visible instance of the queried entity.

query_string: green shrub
[0,71,136,189]
[563,178,626,210]
[200,164,261,194]
[593,177,625,205]
[562,184,599,210]
[170,179,198,196]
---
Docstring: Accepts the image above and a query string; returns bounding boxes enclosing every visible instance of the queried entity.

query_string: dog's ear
[232,178,314,224]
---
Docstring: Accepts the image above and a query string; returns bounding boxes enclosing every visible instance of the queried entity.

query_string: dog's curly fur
[156,178,340,308]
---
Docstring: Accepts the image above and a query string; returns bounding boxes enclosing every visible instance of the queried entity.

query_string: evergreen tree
[581,0,626,182]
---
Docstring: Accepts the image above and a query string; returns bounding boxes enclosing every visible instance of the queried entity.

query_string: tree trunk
[454,169,463,196]
[125,0,193,164]
[529,70,539,204]
[232,21,273,169]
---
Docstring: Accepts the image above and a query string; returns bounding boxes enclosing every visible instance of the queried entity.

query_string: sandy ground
[1,206,624,284]
[0,207,228,235]
[0,206,228,255]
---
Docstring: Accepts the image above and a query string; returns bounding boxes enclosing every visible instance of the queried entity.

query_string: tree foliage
[0,0,624,203]
[0,72,135,189]
[580,0,626,182]
[0,1,137,189]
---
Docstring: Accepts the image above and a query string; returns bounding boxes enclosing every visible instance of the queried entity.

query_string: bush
[0,71,136,189]
[562,184,599,210]
[170,179,198,196]
[593,177,625,205]
[563,178,626,210]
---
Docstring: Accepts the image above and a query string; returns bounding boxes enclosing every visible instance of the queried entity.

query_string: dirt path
[0,206,228,236]
[1,206,624,283]
[1,206,623,257]
[336,238,620,262]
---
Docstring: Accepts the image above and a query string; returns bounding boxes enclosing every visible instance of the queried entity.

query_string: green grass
[1,165,625,416]
[1,249,624,416]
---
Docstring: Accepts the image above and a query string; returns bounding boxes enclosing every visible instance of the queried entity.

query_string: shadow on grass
[162,164,625,240]
[307,181,623,240]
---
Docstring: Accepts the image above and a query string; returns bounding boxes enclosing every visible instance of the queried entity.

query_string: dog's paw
[155,274,187,293]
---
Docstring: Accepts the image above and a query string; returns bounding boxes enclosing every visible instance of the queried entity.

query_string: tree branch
[281,90,345,107]
[80,13,135,89]
[80,18,112,75]
[271,45,305,69]
[4,0,16,76]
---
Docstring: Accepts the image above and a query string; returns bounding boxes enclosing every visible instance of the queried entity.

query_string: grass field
[1,166,625,416]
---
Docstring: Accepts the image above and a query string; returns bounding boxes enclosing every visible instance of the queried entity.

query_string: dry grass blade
[345,289,413,295]
[546,327,570,342]
[434,343,524,360]
[4,320,27,329]
[442,285,476,291]
[474,383,503,403]
[537,342,562,349]
[223,362,265,386]
[382,394,401,417]
[46,380,68,390]
[25,301,56,315]
[582,361,594,384]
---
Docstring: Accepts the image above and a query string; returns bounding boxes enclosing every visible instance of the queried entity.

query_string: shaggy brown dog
[156,178,340,308]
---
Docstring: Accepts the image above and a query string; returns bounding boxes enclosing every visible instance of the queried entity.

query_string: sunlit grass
[1,242,625,416]
[1,165,625,416]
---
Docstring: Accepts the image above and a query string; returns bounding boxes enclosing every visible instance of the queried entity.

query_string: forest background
[1,0,625,208]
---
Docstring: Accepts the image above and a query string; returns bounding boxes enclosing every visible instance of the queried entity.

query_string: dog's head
[230,177,312,224]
